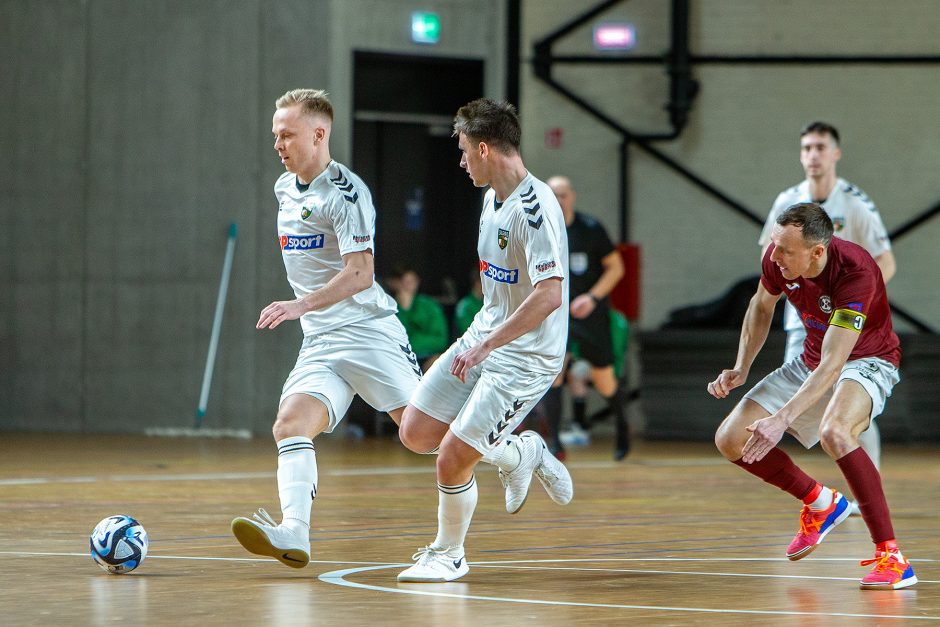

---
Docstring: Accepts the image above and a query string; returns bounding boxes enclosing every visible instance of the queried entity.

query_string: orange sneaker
[860,549,917,590]
[786,489,850,560]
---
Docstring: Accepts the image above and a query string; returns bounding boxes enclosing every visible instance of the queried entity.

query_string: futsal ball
[90,515,149,574]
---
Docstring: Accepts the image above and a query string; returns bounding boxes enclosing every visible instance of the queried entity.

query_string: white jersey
[275,160,397,336]
[464,172,569,374]
[759,177,891,331]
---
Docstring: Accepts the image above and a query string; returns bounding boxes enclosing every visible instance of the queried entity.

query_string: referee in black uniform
[541,176,631,460]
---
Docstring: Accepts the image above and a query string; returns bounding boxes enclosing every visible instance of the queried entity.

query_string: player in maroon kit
[707,202,916,590]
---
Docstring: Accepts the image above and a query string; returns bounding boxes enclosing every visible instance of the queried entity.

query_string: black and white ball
[90,515,148,574]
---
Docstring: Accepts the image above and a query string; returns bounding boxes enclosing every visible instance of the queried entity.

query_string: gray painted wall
[1,0,503,434]
[520,0,940,332]
[2,0,937,435]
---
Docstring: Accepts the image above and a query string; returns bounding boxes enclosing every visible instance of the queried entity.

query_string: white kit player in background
[397,98,573,583]
[229,89,424,568]
[760,121,896,515]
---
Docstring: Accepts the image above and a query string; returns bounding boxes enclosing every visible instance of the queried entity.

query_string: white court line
[1,457,727,485]
[2,550,935,619]
[0,472,274,486]
[1,552,934,566]
[0,467,437,486]
[0,551,398,566]
[318,562,938,620]
[477,556,939,563]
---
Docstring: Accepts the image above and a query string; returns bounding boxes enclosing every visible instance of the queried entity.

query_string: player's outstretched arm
[707,281,779,398]
[257,250,375,330]
[775,324,858,422]
[450,277,563,382]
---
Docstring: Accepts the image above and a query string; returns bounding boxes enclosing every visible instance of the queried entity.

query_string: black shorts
[568,307,613,368]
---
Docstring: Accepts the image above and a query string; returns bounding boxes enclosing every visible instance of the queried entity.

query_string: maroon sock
[836,447,895,544]
[732,447,817,500]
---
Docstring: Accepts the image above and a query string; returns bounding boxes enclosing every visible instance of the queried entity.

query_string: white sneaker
[231,508,310,568]
[398,545,469,582]
[848,500,862,517]
[559,424,591,447]
[523,431,574,506]
[498,434,541,514]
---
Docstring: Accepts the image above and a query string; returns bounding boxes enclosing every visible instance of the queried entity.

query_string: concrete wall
[0,0,504,434]
[520,0,940,332]
[2,0,938,434]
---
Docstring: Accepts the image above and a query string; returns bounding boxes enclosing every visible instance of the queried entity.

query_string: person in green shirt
[453,270,483,337]
[388,265,449,369]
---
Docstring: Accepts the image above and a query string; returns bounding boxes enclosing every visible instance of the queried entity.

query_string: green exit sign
[411,12,440,44]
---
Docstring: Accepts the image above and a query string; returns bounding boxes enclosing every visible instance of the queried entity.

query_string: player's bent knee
[398,420,433,453]
[818,422,855,459]
[714,417,744,461]
[272,408,328,441]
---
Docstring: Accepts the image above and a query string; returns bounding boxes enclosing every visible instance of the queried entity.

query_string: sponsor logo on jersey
[803,315,827,332]
[301,207,312,220]
[498,228,509,250]
[847,302,864,312]
[536,260,556,273]
[818,295,832,313]
[785,282,800,290]
[280,233,325,251]
[479,260,519,284]
[353,234,371,244]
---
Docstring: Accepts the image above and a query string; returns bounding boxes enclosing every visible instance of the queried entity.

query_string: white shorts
[744,355,899,448]
[280,315,421,432]
[410,335,558,455]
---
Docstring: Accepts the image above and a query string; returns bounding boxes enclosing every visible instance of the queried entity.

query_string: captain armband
[829,308,866,333]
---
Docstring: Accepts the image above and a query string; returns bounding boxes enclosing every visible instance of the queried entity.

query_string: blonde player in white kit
[397,99,573,583]
[759,122,896,515]
[229,89,426,568]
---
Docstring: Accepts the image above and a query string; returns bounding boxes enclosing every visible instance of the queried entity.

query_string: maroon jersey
[761,237,900,369]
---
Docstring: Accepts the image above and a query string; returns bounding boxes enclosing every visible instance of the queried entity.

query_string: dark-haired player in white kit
[230,89,550,570]
[760,121,896,515]
[397,99,573,583]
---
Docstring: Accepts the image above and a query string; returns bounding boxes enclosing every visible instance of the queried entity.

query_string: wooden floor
[1,432,938,625]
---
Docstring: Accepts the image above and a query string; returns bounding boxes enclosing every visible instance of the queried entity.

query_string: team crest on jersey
[818,295,833,313]
[832,217,844,232]
[301,207,312,220]
[497,228,509,250]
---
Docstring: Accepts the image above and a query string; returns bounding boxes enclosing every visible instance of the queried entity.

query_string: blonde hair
[275,89,333,121]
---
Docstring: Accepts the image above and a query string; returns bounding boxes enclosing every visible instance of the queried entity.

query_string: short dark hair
[777,203,833,246]
[389,263,417,280]
[799,121,840,145]
[453,98,521,154]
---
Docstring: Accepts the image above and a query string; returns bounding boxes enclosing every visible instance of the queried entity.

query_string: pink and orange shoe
[860,549,917,590]
[786,489,850,560]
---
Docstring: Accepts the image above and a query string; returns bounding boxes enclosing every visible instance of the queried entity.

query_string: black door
[353,52,485,304]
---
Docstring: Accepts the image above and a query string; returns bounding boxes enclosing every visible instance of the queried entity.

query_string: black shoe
[614,416,630,461]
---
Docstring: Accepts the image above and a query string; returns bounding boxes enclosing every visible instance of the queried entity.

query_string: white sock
[481,435,522,472]
[809,486,834,511]
[432,476,477,549]
[276,436,317,529]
